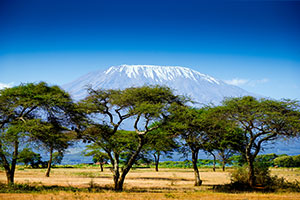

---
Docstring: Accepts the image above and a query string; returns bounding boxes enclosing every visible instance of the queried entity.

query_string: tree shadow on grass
[211,181,300,193]
[0,181,207,193]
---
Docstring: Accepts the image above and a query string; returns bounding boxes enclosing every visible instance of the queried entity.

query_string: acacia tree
[80,86,184,191]
[30,122,75,177]
[24,84,79,177]
[222,96,300,186]
[52,151,64,166]
[144,124,179,172]
[83,143,110,172]
[167,105,208,186]
[0,83,56,184]
[0,82,80,183]
[18,148,42,168]
[201,107,244,172]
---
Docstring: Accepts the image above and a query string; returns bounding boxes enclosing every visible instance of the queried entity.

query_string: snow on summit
[105,65,220,84]
[63,65,254,105]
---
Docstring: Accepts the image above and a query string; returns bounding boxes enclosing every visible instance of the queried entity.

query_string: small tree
[52,151,64,165]
[83,143,109,172]
[273,155,299,167]
[222,96,300,186]
[167,105,208,186]
[30,122,75,177]
[255,153,278,167]
[18,148,42,168]
[144,124,179,171]
[26,85,79,177]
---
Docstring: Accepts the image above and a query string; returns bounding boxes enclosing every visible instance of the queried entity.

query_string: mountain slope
[63,65,253,105]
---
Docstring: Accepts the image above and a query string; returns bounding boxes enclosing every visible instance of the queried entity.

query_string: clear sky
[0,0,299,100]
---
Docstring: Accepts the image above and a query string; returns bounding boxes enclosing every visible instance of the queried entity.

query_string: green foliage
[157,159,217,168]
[17,148,42,168]
[230,153,282,167]
[255,153,279,167]
[230,155,246,166]
[0,82,81,183]
[221,96,300,186]
[229,162,300,192]
[274,155,300,167]
[143,123,179,170]
[52,151,64,165]
[80,85,184,190]
[231,161,272,186]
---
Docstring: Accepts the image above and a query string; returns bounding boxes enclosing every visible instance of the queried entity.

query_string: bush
[255,153,278,167]
[231,162,271,186]
[274,156,296,167]
[229,161,300,192]
[292,155,300,167]
[18,148,42,168]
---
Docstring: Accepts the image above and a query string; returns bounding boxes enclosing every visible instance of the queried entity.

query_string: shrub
[231,161,271,186]
[230,161,300,192]
[292,155,300,167]
[274,156,296,167]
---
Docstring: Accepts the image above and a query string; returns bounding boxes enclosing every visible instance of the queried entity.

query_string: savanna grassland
[1,166,300,200]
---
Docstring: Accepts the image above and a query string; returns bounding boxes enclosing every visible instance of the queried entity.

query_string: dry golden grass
[1,192,300,200]
[0,167,299,200]
[270,168,300,182]
[0,167,232,189]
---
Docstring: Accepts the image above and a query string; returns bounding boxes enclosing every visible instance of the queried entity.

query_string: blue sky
[0,0,299,100]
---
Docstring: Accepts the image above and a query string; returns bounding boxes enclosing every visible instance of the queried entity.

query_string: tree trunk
[0,143,14,184]
[100,163,104,172]
[154,152,160,172]
[211,152,216,172]
[115,176,125,191]
[222,161,225,171]
[219,151,226,171]
[112,135,145,191]
[2,141,19,184]
[245,147,255,187]
[192,150,202,186]
[5,170,14,184]
[45,146,53,177]
[247,158,255,187]
[9,141,18,184]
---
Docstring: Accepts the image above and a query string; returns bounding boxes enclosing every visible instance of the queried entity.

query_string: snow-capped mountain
[63,65,254,105]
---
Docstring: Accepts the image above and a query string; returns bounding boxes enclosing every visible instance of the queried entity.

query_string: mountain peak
[104,64,220,84]
[63,64,253,104]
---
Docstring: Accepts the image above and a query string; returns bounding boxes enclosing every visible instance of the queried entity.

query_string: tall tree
[222,96,300,186]
[80,86,184,191]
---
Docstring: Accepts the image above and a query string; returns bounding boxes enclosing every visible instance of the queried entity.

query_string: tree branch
[253,133,277,157]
